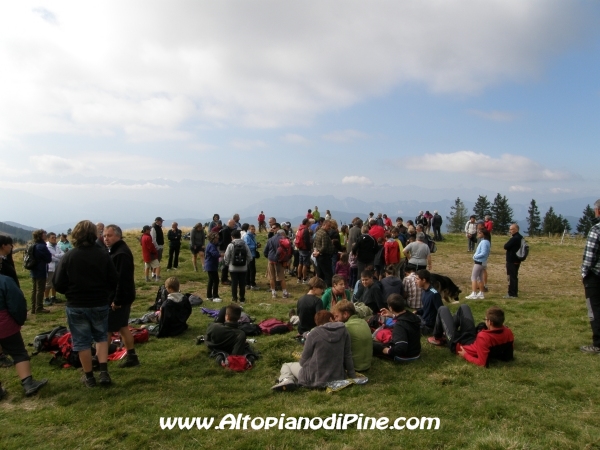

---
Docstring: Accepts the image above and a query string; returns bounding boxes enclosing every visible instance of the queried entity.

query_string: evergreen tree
[542,207,563,234]
[490,193,514,234]
[526,199,541,237]
[473,195,491,220]
[560,215,571,233]
[446,197,469,233]
[576,204,599,236]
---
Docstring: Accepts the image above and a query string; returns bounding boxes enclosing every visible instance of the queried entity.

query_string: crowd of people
[2,199,598,396]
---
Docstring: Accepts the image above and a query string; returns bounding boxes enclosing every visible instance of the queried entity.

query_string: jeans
[207,271,219,299]
[432,304,476,347]
[506,262,520,297]
[167,244,180,269]
[584,274,600,347]
[230,271,247,302]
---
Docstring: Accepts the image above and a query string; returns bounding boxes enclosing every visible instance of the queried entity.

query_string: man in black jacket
[373,294,421,361]
[219,220,236,285]
[432,211,443,242]
[167,222,182,270]
[206,304,247,355]
[104,225,139,368]
[503,223,523,298]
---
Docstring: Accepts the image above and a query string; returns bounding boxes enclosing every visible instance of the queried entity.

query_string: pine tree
[526,199,541,236]
[490,193,514,234]
[473,195,491,220]
[576,204,599,236]
[560,216,571,233]
[542,207,563,234]
[446,197,469,233]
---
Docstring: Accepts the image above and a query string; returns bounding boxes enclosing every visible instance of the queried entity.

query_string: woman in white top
[403,233,431,271]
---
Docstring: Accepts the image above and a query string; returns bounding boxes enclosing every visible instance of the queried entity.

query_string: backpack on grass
[30,326,68,354]
[258,318,292,335]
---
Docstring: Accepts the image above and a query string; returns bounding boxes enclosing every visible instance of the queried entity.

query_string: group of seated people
[202,268,514,392]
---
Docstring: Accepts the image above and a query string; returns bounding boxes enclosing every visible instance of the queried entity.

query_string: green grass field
[1,231,599,450]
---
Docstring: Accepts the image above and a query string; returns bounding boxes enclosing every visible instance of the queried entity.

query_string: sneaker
[250,286,260,291]
[43,298,53,306]
[297,279,302,284]
[465,293,477,300]
[302,279,308,284]
[580,345,600,354]
[0,354,13,368]
[98,371,112,386]
[35,307,51,314]
[212,298,222,303]
[118,354,140,368]
[476,292,485,299]
[81,374,97,388]
[195,336,205,345]
[215,354,226,366]
[221,280,231,286]
[271,378,298,392]
[427,336,447,346]
[272,292,277,299]
[51,296,62,304]
[282,292,290,299]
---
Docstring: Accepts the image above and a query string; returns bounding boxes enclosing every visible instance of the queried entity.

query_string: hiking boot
[98,371,112,386]
[35,307,51,314]
[427,336,447,346]
[22,377,48,396]
[118,354,140,368]
[271,378,298,392]
[0,354,13,368]
[580,345,600,354]
[43,298,53,306]
[81,374,97,387]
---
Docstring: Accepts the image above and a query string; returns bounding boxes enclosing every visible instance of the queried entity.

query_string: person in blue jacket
[29,229,52,314]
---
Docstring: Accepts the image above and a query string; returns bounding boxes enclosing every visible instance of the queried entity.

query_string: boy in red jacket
[428,305,514,367]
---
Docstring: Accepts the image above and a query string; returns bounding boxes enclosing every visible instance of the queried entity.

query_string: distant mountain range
[0,222,34,243]
[3,194,594,235]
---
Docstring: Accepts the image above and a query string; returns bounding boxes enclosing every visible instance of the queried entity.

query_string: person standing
[43,232,64,306]
[503,223,523,299]
[432,211,443,242]
[53,220,119,387]
[580,199,600,354]
[150,217,165,277]
[465,216,478,252]
[141,226,160,282]
[313,220,335,288]
[264,228,291,299]
[204,232,222,302]
[465,229,491,300]
[219,220,236,285]
[190,222,206,272]
[103,225,139,368]
[243,224,260,290]
[257,211,266,233]
[223,230,253,305]
[29,229,52,314]
[166,222,182,270]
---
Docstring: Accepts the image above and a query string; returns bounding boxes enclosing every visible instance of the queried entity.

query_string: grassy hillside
[1,231,599,450]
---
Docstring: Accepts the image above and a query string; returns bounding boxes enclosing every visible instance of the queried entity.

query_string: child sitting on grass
[296,277,326,335]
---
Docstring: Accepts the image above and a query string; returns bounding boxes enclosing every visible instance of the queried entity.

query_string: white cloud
[509,185,533,192]
[549,187,572,194]
[323,129,368,143]
[342,176,373,186]
[404,151,577,182]
[230,139,268,150]
[469,109,518,122]
[30,154,92,174]
[281,133,310,145]
[0,1,592,141]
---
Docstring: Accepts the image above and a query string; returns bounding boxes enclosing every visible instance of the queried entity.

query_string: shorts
[45,272,55,289]
[191,245,205,255]
[298,250,311,267]
[145,259,160,270]
[66,305,109,351]
[267,262,285,282]
[471,264,485,282]
[157,248,164,261]
[107,303,132,332]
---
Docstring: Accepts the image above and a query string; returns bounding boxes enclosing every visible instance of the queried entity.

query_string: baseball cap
[155,217,163,222]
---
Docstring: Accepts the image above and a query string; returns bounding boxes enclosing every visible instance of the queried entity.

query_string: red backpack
[276,238,293,263]
[384,240,400,265]
[294,227,309,250]
[259,318,292,335]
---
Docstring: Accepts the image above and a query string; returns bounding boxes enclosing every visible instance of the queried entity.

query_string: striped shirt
[403,273,422,309]
[582,223,600,278]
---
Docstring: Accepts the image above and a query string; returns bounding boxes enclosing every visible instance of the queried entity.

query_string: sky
[1,1,599,225]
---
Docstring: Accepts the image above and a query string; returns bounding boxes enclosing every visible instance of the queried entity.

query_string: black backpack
[148,285,169,311]
[232,242,247,266]
[23,243,38,270]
